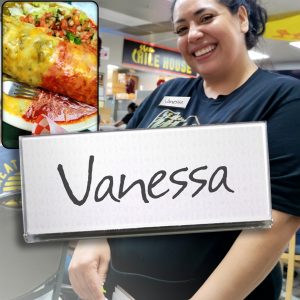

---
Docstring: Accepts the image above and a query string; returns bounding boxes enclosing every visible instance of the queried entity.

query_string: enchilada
[3,14,97,106]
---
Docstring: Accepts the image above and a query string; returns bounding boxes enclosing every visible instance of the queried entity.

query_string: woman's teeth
[194,45,216,57]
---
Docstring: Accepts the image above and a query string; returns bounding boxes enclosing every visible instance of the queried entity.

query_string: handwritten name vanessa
[57,155,234,206]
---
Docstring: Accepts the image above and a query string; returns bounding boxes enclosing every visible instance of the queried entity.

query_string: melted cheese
[2,94,31,117]
[3,15,97,106]
[3,15,58,86]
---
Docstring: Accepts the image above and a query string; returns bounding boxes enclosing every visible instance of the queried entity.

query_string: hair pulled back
[128,102,138,112]
[171,0,268,49]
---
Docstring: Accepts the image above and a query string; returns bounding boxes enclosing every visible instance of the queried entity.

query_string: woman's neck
[203,60,258,99]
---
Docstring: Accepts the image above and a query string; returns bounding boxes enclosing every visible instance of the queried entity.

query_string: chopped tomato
[89,20,97,29]
[40,17,47,27]
[58,30,65,38]
[19,8,97,49]
[73,15,80,26]
[45,12,53,18]
[61,18,68,30]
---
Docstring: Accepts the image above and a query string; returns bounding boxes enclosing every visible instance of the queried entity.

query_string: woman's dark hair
[128,102,138,112]
[171,0,268,50]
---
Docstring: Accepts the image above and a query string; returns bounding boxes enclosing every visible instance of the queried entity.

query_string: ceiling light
[290,42,300,49]
[248,50,270,60]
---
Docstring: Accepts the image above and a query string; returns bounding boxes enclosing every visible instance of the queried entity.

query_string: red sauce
[22,90,97,123]
[41,41,97,106]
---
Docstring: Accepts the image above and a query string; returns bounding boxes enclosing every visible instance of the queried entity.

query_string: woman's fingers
[69,239,111,300]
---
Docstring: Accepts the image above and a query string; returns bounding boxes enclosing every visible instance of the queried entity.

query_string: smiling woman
[172,0,267,85]
[171,0,267,49]
[68,1,300,300]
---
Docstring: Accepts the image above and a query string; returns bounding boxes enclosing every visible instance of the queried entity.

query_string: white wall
[100,31,124,97]
[100,32,124,73]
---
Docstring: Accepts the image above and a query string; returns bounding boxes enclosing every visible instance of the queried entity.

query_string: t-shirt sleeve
[122,113,133,124]
[267,98,300,216]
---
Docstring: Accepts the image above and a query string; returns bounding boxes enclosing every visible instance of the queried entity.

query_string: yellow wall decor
[264,13,300,41]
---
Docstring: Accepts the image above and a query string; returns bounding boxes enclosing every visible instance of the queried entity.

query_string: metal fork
[3,81,40,100]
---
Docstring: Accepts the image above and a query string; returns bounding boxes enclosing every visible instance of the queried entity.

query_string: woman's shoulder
[258,69,300,90]
[251,69,300,103]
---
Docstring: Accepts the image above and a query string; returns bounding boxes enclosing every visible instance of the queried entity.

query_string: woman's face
[173,0,249,78]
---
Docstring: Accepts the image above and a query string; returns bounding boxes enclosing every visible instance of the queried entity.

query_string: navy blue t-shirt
[108,69,300,299]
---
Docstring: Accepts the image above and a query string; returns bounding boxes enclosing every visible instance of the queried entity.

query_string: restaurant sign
[122,39,197,77]
[264,13,300,41]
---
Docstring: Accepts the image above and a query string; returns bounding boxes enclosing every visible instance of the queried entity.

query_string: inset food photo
[1,1,99,148]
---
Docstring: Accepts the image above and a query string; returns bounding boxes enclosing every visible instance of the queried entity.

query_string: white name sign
[20,122,272,243]
[159,96,191,108]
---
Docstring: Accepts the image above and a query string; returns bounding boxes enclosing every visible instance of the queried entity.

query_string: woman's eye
[200,14,214,24]
[175,27,188,36]
[174,25,189,36]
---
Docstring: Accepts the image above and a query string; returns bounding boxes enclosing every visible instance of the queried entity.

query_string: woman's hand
[69,239,111,300]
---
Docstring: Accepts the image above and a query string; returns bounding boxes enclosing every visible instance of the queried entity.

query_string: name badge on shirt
[159,96,191,109]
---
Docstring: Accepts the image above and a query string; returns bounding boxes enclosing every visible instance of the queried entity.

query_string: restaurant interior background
[98,0,300,126]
